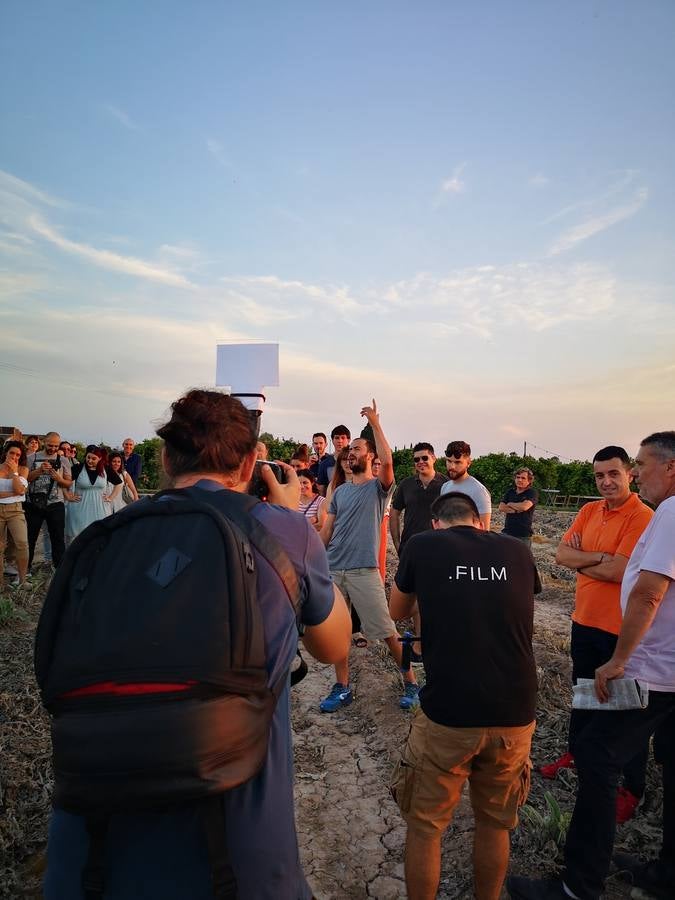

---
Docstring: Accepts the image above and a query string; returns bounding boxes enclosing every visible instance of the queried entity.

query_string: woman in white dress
[107,450,139,513]
[66,446,122,540]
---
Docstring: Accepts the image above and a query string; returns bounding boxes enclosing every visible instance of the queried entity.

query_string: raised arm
[361,399,394,489]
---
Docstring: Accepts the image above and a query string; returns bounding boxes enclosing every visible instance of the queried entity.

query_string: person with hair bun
[65,445,121,540]
[44,388,351,900]
[289,443,310,472]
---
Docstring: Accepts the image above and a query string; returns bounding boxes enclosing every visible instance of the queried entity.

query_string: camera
[249,460,285,500]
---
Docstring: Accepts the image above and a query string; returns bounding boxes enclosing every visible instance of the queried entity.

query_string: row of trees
[90,438,600,499]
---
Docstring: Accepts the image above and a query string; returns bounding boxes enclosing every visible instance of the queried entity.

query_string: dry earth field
[0,508,664,899]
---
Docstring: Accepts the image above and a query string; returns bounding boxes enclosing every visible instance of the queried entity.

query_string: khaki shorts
[391,710,534,833]
[330,568,396,642]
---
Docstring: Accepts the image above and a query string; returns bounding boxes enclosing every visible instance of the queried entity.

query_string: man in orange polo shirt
[540,445,653,824]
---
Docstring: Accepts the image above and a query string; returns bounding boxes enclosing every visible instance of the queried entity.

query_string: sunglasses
[414,455,430,463]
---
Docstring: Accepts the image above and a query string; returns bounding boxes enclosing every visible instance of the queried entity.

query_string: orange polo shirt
[564,493,653,635]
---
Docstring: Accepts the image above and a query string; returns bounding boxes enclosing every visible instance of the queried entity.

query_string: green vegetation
[519,791,572,854]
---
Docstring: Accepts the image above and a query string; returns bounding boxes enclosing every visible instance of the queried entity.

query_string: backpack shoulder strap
[173,488,302,618]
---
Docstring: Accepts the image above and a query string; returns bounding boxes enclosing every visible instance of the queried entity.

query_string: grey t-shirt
[439,474,491,515]
[27,453,72,505]
[327,478,394,570]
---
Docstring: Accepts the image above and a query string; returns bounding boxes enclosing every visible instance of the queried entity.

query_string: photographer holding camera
[25,431,73,571]
[42,390,351,900]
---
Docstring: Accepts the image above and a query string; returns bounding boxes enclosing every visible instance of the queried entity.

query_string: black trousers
[563,692,675,899]
[569,621,649,797]
[25,502,65,569]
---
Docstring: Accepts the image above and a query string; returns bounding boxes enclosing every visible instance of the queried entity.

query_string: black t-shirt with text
[501,486,538,537]
[395,527,540,727]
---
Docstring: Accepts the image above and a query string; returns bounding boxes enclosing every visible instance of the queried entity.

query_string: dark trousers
[25,502,65,569]
[569,622,648,797]
[563,692,675,900]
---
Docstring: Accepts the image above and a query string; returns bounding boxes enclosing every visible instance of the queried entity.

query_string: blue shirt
[44,482,334,900]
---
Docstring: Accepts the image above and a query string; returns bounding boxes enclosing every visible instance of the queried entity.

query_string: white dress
[66,468,111,540]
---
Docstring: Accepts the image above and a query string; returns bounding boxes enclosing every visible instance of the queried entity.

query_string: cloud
[433,163,467,207]
[28,215,193,287]
[548,188,648,256]
[103,104,139,131]
[207,139,234,170]
[219,274,370,315]
[0,168,69,213]
[528,173,549,188]
[541,169,640,226]
[383,261,620,338]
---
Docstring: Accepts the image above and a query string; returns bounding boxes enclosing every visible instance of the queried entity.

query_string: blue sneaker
[399,683,420,710]
[319,683,353,713]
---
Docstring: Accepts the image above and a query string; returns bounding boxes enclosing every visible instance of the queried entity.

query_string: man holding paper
[540,445,652,824]
[508,431,675,900]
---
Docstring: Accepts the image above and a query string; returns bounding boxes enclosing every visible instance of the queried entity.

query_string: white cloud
[207,139,234,170]
[541,169,640,226]
[433,163,467,207]
[528,173,549,188]
[28,215,193,287]
[548,188,648,256]
[0,169,68,210]
[103,104,139,131]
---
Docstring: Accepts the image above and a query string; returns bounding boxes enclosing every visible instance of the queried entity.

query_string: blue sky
[2,1,673,460]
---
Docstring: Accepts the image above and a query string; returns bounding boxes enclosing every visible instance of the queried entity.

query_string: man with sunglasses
[390,444,447,661]
[25,431,73,571]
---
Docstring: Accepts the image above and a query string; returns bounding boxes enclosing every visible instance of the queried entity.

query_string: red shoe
[538,751,575,779]
[616,786,640,824]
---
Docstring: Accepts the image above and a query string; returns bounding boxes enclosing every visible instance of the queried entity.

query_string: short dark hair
[26,435,40,446]
[445,440,471,458]
[413,442,434,455]
[331,425,351,440]
[641,431,675,461]
[312,432,327,443]
[592,446,630,466]
[157,389,257,478]
[431,492,480,523]
[296,468,316,483]
[353,436,375,456]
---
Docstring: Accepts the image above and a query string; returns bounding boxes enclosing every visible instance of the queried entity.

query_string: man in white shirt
[508,430,675,900]
[439,441,491,531]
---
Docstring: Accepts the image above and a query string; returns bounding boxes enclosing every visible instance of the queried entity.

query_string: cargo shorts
[330,568,396,642]
[391,710,534,834]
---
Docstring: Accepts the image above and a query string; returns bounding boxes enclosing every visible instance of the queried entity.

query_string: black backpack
[35,486,303,899]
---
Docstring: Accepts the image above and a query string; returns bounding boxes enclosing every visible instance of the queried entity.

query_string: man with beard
[319,401,419,712]
[439,441,492,531]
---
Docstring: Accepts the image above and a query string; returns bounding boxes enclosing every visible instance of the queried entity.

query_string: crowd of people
[0,433,142,587]
[1,403,674,900]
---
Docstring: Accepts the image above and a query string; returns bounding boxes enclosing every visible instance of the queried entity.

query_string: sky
[1,1,674,461]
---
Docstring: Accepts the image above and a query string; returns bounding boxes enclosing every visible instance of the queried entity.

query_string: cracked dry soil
[292,511,651,900]
[0,509,660,899]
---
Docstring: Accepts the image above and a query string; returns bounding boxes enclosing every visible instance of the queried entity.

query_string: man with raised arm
[319,400,419,712]
[508,431,675,900]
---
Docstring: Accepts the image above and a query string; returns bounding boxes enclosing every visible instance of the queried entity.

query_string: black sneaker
[613,853,675,900]
[506,875,567,899]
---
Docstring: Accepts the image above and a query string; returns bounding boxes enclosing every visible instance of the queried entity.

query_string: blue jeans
[563,692,675,899]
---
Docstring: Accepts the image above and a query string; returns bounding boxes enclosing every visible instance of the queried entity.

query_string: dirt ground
[0,508,664,899]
